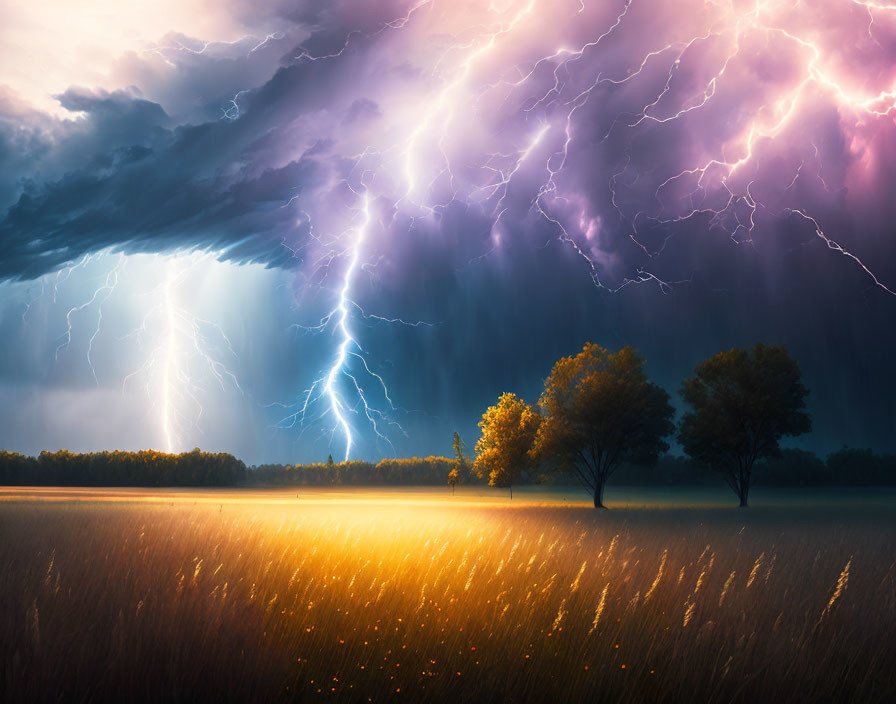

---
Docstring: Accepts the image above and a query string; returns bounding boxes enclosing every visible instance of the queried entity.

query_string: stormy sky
[0,0,894,464]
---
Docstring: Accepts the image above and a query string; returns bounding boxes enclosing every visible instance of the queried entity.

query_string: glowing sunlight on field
[1,490,893,701]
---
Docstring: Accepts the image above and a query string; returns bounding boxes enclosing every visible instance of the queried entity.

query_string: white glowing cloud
[0,0,269,114]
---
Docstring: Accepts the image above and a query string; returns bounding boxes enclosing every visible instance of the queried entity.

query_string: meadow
[1,487,894,702]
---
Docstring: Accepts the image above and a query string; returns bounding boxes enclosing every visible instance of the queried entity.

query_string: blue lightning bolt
[274,191,413,460]
[323,193,371,460]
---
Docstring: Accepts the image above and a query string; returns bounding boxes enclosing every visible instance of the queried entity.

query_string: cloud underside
[0,0,892,294]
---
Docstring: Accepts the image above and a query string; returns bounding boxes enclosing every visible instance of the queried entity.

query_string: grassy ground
[1,487,894,702]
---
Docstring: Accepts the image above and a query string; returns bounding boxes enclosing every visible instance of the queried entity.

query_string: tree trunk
[739,494,748,508]
[509,485,513,500]
[593,481,605,509]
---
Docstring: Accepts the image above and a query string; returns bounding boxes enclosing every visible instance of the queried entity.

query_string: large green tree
[532,344,674,508]
[474,393,541,499]
[678,344,811,507]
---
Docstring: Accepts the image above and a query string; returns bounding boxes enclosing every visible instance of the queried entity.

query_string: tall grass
[1,495,894,702]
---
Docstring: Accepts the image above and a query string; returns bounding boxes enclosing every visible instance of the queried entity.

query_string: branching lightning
[34,251,243,453]
[271,0,896,457]
[122,254,243,453]
[274,192,415,460]
[273,2,546,459]
[322,193,371,460]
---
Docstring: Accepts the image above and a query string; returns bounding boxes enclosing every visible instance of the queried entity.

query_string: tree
[450,431,468,494]
[453,431,468,468]
[678,344,811,507]
[474,393,541,499]
[447,467,459,495]
[532,344,674,508]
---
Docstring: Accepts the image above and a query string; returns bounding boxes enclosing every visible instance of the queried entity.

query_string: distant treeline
[0,447,893,487]
[248,457,467,486]
[0,449,247,486]
[244,449,896,488]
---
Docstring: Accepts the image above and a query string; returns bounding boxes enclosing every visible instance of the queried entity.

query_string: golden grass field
[1,487,894,702]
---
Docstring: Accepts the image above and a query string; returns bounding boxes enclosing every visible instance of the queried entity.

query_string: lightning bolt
[554,0,893,293]
[273,2,549,459]
[54,254,124,386]
[323,193,371,460]
[22,249,235,451]
[160,261,180,453]
[275,191,414,460]
[122,253,243,453]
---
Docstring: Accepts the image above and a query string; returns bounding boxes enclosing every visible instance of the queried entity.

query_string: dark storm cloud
[0,104,317,280]
[0,68,352,279]
[0,1,415,282]
[4,0,892,289]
